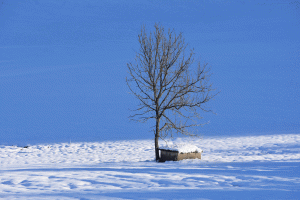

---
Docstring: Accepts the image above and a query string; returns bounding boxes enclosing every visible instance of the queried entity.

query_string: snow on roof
[160,144,203,153]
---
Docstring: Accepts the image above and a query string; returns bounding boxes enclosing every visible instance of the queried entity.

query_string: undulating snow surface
[1,134,300,199]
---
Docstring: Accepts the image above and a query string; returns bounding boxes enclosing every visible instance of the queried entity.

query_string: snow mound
[160,144,203,153]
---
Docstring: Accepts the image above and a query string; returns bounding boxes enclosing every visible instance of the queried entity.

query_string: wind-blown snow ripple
[0,134,300,199]
[0,134,299,169]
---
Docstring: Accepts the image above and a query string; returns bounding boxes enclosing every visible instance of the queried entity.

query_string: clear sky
[0,0,299,145]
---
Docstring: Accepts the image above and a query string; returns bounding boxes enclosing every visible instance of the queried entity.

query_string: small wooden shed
[159,148,201,162]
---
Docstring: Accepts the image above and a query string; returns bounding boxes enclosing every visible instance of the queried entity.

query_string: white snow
[160,143,203,153]
[1,133,300,199]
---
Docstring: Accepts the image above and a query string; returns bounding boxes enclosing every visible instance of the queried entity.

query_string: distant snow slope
[0,134,300,199]
[1,134,299,168]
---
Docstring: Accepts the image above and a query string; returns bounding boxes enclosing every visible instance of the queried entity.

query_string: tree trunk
[155,118,160,161]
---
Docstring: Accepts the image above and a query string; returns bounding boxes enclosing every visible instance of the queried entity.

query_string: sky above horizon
[0,0,299,145]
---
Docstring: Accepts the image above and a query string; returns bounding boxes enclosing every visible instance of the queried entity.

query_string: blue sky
[0,0,299,145]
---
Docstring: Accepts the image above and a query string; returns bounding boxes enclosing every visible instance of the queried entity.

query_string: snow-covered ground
[1,133,300,199]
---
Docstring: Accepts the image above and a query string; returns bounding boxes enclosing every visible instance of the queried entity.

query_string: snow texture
[0,134,300,199]
[160,143,203,153]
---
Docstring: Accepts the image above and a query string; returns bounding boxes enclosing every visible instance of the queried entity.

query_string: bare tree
[126,24,217,161]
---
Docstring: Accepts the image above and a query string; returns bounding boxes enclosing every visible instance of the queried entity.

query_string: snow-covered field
[1,134,300,199]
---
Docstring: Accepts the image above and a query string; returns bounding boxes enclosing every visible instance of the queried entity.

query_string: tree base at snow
[158,148,201,162]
